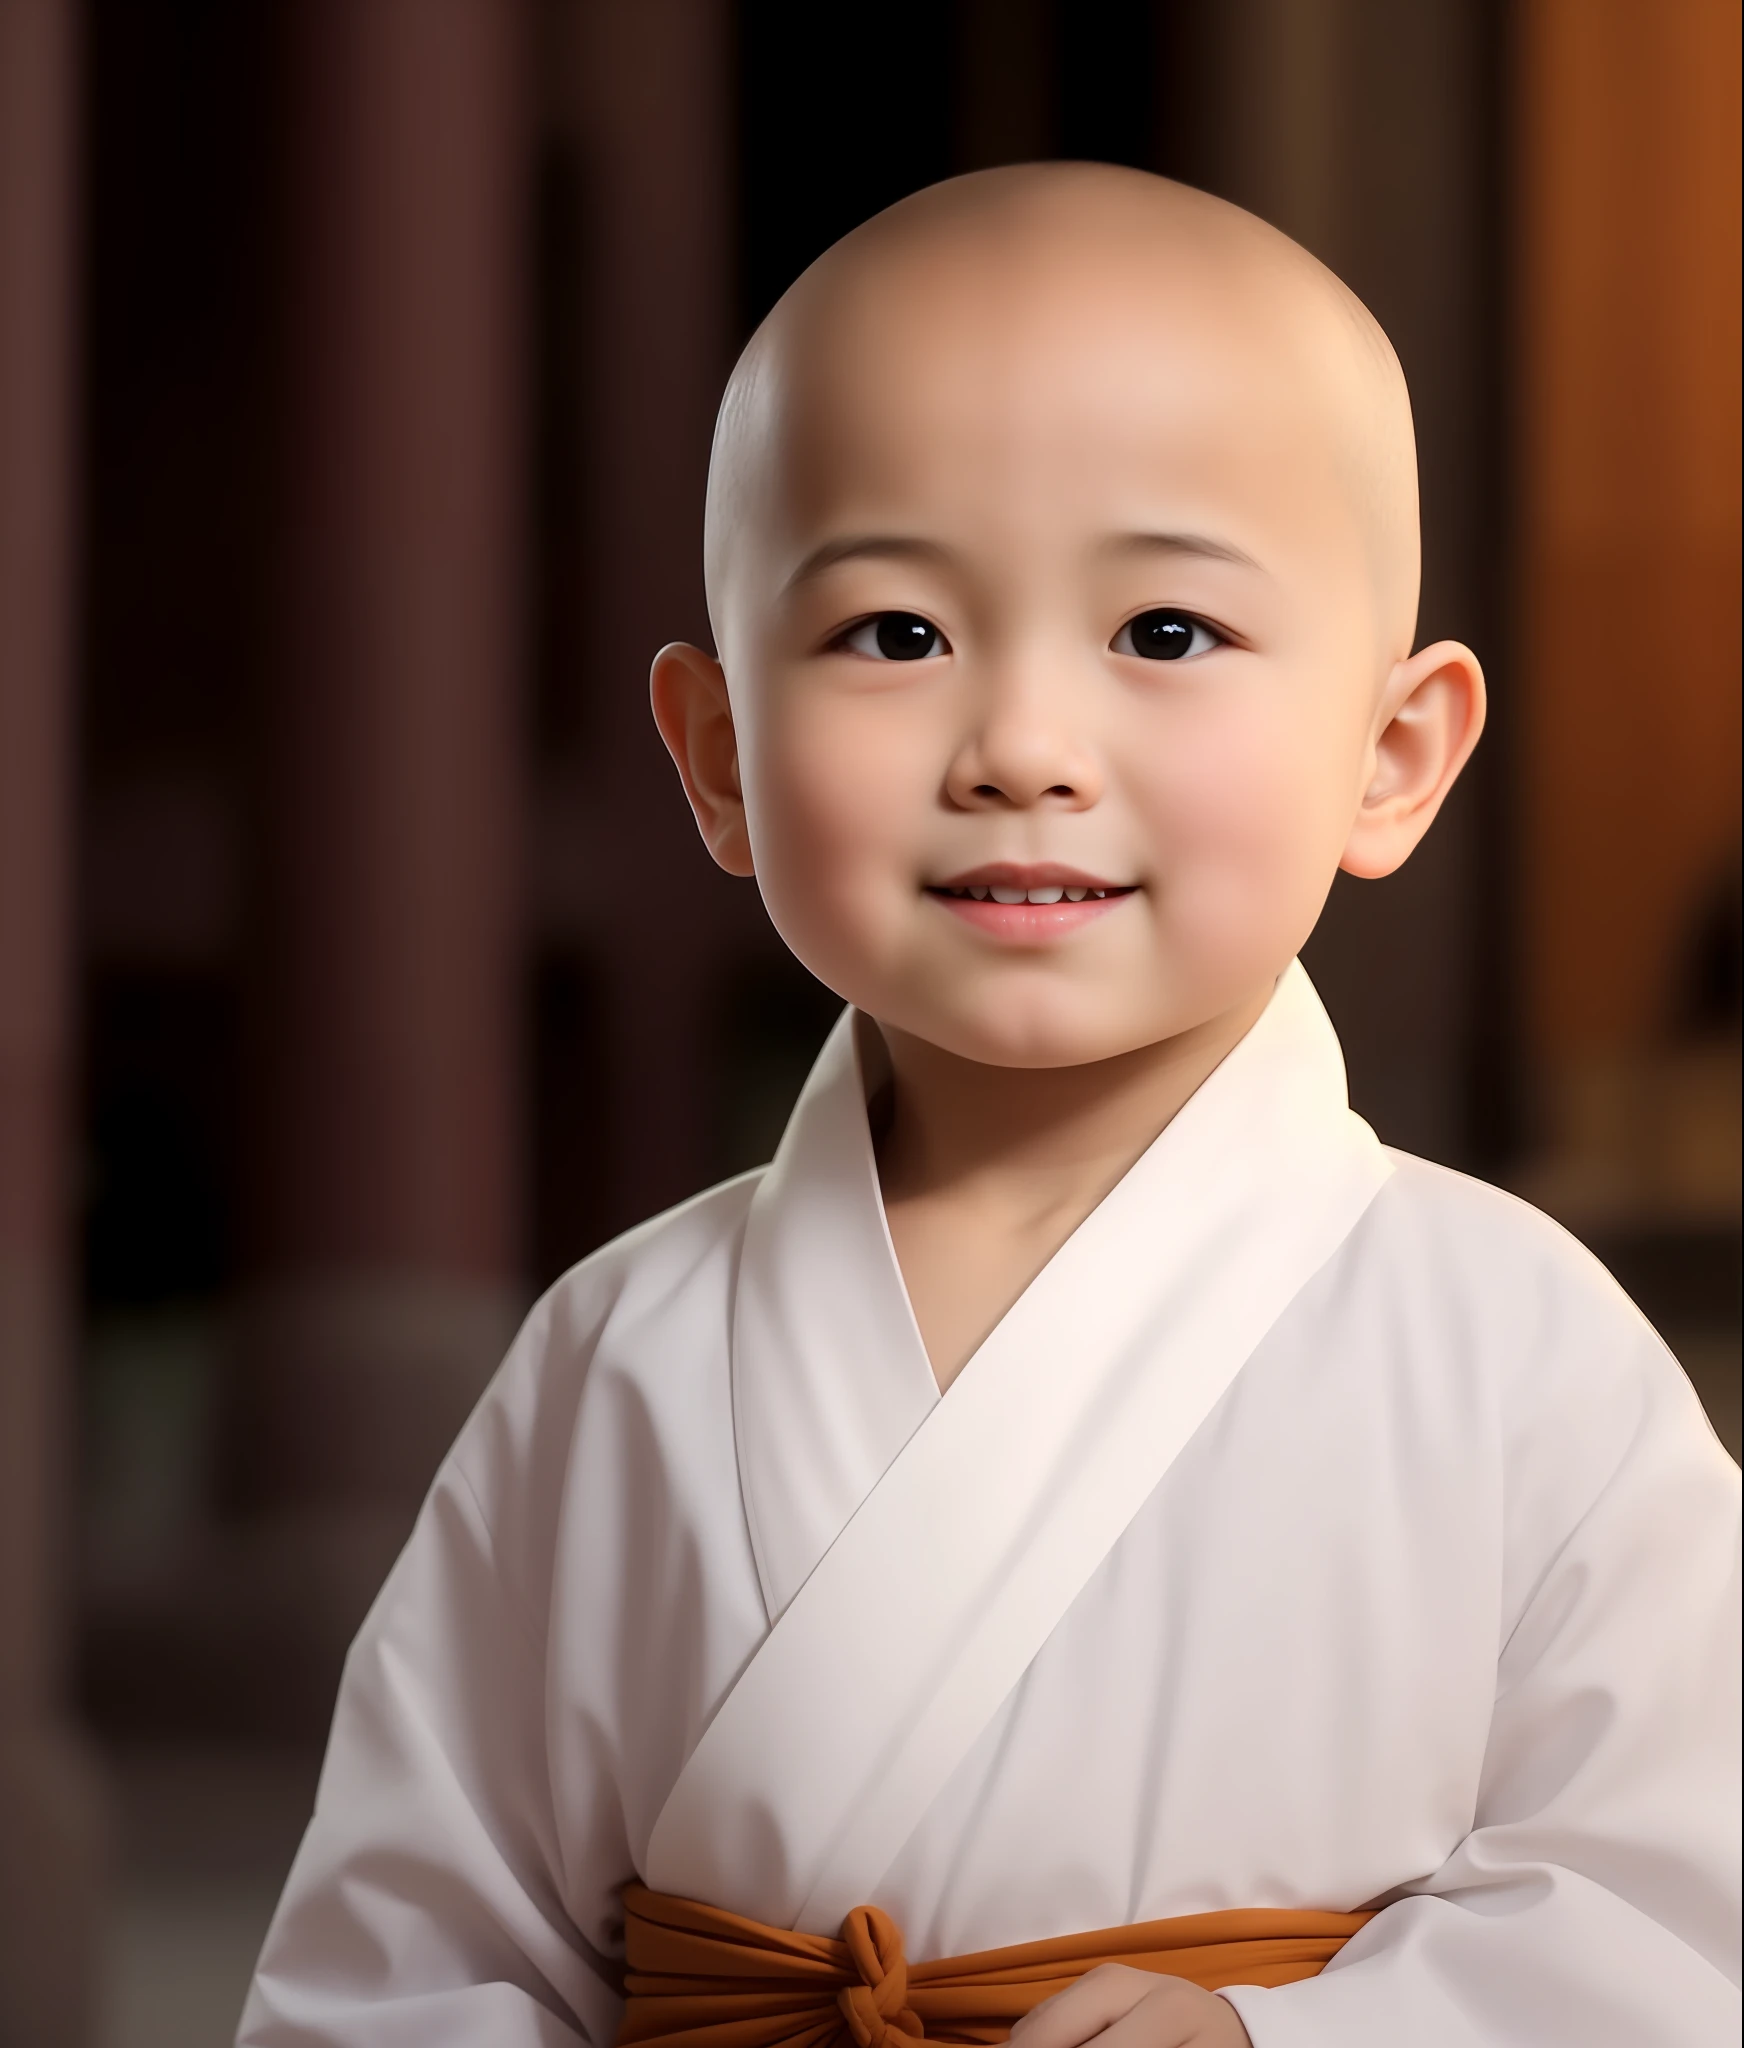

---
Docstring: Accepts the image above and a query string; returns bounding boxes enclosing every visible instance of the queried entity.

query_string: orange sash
[618,1884,1373,2048]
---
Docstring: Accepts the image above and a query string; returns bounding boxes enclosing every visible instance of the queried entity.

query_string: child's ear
[1340,639,1486,880]
[650,643,756,877]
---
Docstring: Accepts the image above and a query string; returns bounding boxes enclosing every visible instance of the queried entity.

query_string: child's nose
[942,680,1103,811]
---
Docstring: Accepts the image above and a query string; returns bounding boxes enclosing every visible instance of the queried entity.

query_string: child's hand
[1009,1964,1252,2048]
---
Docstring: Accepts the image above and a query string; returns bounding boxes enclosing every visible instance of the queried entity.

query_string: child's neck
[873,988,1273,1391]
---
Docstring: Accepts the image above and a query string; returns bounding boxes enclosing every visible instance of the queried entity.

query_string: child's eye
[839,612,951,661]
[1111,609,1221,661]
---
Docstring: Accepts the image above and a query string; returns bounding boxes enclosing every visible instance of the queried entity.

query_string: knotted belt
[617,1884,1373,2048]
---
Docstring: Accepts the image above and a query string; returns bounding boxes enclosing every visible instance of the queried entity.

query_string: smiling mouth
[930,882,1133,904]
[926,864,1139,907]
[925,877,1136,939]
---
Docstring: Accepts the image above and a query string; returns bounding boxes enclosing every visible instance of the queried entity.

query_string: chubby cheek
[1132,695,1358,990]
[739,695,933,997]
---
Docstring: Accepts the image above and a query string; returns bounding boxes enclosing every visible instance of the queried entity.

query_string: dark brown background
[0,3,1735,2042]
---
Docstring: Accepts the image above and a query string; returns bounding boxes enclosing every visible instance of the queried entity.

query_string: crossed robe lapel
[646,963,1392,1932]
[729,1004,940,1626]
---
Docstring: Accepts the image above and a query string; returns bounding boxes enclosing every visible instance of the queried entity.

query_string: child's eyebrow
[782,534,954,594]
[781,529,1264,597]
[1098,530,1264,572]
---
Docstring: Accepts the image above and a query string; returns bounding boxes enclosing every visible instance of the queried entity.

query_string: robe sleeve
[236,1305,625,2048]
[1222,1311,1742,2048]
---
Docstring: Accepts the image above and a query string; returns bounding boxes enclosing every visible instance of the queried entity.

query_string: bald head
[655,164,1483,1077]
[705,163,1420,660]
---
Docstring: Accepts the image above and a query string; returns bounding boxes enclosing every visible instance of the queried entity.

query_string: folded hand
[1009,1964,1252,2048]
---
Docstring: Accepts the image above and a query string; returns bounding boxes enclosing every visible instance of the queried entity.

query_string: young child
[239,166,1740,2048]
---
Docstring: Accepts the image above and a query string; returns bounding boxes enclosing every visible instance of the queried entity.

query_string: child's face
[666,185,1478,1070]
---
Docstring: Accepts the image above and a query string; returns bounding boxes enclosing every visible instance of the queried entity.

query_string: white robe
[239,966,1741,2048]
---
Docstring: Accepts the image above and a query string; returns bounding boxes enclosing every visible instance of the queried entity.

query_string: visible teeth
[953,882,1115,904]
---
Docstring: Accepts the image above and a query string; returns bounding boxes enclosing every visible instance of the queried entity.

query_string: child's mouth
[933,883,1127,904]
[924,875,1137,938]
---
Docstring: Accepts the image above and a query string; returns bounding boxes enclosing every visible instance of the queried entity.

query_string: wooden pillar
[554,0,750,1238]
[240,0,529,1700]
[1168,0,1508,1169]
[955,0,1054,168]
[0,2,106,2037]
[1514,0,1741,1220]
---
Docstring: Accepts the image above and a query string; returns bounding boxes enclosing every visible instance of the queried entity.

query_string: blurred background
[0,0,1736,2041]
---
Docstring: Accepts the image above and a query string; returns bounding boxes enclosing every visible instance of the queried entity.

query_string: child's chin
[923,1000,1145,1072]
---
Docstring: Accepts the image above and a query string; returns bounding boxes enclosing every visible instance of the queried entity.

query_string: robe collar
[655,961,1391,1926]
[732,960,1366,1626]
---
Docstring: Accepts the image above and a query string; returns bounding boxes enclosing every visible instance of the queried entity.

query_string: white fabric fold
[237,951,1741,2046]
[731,1006,938,1627]
[648,963,1393,1929]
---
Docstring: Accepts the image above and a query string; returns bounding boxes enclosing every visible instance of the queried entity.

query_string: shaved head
[706,163,1420,662]
[654,159,1481,1079]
